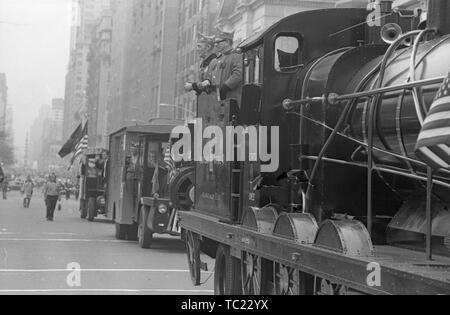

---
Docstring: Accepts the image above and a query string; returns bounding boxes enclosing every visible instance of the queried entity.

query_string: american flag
[69,126,89,168]
[415,72,450,170]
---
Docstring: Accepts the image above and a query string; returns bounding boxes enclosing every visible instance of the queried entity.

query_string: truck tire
[138,206,153,248]
[87,197,96,222]
[127,222,139,241]
[115,223,128,240]
[80,199,87,219]
[214,245,242,295]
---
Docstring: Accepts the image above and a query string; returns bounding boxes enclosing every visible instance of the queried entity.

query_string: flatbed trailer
[180,211,450,295]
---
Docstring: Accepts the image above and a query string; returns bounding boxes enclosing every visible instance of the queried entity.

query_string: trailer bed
[180,211,450,295]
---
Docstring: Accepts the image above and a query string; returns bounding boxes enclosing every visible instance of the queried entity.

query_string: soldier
[184,33,217,95]
[206,31,243,104]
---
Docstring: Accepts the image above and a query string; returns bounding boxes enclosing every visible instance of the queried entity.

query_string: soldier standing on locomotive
[207,31,243,103]
[184,33,217,95]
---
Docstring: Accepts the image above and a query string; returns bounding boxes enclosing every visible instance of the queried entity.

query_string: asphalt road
[0,191,214,295]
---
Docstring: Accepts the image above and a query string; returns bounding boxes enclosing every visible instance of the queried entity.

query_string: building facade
[0,73,7,136]
[107,0,179,134]
[41,99,64,172]
[215,0,339,45]
[174,0,221,121]
[86,11,112,149]
[63,0,111,142]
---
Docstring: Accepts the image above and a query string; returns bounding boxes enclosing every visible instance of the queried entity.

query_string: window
[243,46,264,85]
[274,35,302,72]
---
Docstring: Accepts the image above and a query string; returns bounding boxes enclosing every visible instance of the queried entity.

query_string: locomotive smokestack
[428,0,450,35]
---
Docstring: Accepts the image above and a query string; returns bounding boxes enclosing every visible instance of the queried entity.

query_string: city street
[0,191,214,295]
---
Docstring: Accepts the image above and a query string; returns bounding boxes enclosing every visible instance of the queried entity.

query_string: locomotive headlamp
[158,204,168,215]
[282,99,294,111]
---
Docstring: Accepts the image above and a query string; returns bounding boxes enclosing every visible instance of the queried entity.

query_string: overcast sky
[0,0,71,162]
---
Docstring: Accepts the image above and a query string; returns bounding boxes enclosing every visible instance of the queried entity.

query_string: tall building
[107,0,179,134]
[215,0,339,44]
[86,10,113,149]
[0,73,7,136]
[30,100,64,173]
[29,105,51,172]
[174,0,221,121]
[63,0,111,142]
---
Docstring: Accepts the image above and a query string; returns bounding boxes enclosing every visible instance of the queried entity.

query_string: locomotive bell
[380,23,403,44]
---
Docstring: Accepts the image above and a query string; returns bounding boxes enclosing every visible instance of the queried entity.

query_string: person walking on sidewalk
[42,173,61,221]
[22,176,34,208]
[1,175,9,200]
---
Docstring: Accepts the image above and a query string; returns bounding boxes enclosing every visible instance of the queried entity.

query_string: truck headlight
[158,204,168,215]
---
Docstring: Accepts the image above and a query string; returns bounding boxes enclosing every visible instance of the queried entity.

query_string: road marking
[44,233,80,236]
[0,289,214,293]
[0,269,212,274]
[0,238,133,243]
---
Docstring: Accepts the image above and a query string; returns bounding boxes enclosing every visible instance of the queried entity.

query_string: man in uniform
[184,33,217,95]
[207,31,243,104]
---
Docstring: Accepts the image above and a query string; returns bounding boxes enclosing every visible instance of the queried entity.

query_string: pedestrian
[42,173,61,221]
[1,175,9,200]
[22,176,34,208]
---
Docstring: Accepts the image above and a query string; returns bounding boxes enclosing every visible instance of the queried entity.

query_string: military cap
[197,33,215,45]
[214,30,234,43]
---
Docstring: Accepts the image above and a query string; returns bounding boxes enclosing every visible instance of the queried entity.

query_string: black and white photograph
[0,0,450,299]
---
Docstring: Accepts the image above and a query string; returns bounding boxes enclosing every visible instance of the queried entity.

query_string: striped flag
[415,72,450,170]
[68,124,89,168]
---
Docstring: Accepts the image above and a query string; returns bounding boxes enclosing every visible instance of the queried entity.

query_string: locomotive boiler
[179,0,450,295]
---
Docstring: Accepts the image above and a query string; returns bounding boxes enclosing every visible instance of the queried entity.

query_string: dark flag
[59,123,84,158]
[415,72,450,170]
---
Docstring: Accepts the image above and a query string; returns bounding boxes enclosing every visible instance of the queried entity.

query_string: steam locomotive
[179,0,450,295]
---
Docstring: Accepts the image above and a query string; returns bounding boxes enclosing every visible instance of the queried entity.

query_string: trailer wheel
[138,206,153,248]
[87,197,96,222]
[242,252,270,295]
[186,231,201,286]
[214,245,241,295]
[115,223,128,240]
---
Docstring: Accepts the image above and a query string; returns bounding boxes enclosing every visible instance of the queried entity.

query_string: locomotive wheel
[273,263,300,295]
[314,278,350,295]
[214,245,241,295]
[186,231,201,286]
[241,252,264,295]
[87,197,96,222]
[138,206,153,249]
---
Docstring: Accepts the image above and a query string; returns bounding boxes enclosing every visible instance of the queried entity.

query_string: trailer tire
[87,197,96,222]
[186,231,201,286]
[115,223,128,240]
[138,206,153,248]
[214,245,241,295]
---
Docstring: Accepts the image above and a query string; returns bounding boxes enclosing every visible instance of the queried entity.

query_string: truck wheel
[80,199,87,219]
[214,245,241,295]
[127,222,139,241]
[115,223,128,240]
[186,231,201,286]
[138,206,153,248]
[87,197,96,222]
